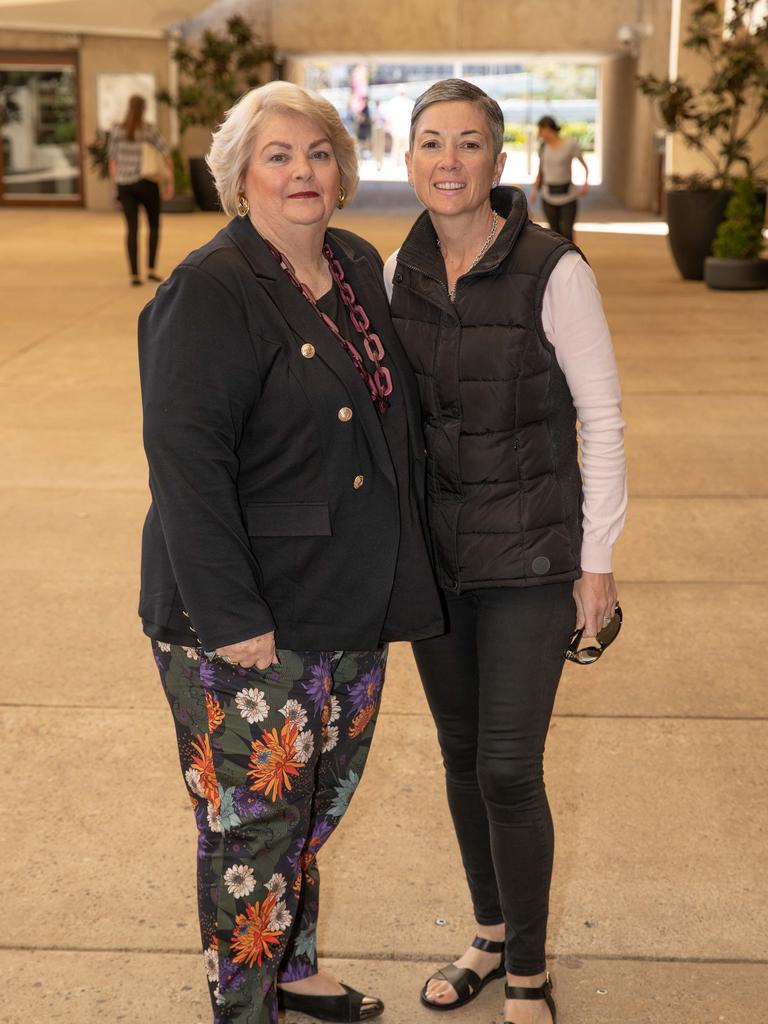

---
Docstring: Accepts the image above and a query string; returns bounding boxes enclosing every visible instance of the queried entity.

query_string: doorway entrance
[0,50,83,205]
[302,57,600,186]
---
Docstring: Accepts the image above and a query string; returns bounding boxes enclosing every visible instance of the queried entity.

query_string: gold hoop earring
[337,185,346,209]
[236,192,250,217]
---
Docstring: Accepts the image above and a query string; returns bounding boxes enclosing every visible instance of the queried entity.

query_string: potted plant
[162,148,196,213]
[637,0,768,280]
[157,14,275,211]
[704,175,768,289]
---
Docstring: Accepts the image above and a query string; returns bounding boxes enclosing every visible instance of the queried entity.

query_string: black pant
[117,178,161,276]
[542,199,578,241]
[412,583,576,974]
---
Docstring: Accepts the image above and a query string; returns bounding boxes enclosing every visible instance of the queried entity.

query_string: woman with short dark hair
[385,78,626,1024]
[530,115,589,242]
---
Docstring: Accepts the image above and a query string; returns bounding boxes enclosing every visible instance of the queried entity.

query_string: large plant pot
[704,256,768,290]
[162,193,196,214]
[666,189,732,281]
[189,157,221,212]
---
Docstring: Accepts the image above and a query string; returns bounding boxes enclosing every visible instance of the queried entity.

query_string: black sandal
[277,982,384,1021]
[504,973,556,1023]
[420,935,506,1011]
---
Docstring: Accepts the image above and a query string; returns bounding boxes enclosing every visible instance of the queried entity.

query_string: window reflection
[0,63,81,200]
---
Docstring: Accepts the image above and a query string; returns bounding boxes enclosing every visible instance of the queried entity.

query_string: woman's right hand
[529,185,538,203]
[216,631,277,669]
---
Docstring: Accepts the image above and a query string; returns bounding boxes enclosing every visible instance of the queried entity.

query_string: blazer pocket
[246,501,332,537]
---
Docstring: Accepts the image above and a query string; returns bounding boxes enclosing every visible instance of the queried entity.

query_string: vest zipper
[395,256,448,294]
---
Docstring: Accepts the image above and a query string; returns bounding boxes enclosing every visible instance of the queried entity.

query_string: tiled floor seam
[2,945,767,967]
[0,295,128,369]
[1,703,766,721]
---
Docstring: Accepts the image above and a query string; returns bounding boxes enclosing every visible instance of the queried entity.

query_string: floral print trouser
[152,642,387,1024]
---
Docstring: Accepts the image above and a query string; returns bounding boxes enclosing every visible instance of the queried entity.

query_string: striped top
[108,123,169,185]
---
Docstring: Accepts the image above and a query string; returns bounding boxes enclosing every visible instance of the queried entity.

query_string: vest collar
[396,185,530,284]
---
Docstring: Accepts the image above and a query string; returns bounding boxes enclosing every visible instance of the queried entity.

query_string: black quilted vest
[391,186,583,593]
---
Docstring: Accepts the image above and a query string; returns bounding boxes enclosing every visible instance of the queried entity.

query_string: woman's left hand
[579,183,589,197]
[573,571,618,638]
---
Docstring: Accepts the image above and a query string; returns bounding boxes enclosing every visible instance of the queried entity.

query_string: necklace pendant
[441,209,499,304]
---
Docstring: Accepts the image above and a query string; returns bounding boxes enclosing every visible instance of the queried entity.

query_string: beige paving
[2,951,766,1024]
[1,207,767,1024]
[5,582,766,719]
[3,706,767,962]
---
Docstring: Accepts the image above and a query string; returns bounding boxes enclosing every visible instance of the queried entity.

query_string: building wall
[0,28,171,210]
[264,0,653,54]
[80,35,172,210]
[262,0,674,211]
[601,0,674,210]
[4,0,763,212]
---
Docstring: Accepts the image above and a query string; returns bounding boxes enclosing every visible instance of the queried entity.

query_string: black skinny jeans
[117,178,161,276]
[542,199,578,242]
[412,583,576,975]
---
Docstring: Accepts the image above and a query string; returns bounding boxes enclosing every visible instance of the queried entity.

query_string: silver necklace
[438,210,499,302]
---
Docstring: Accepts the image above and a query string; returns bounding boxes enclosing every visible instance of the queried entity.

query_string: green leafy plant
[712,176,766,257]
[637,0,768,188]
[86,130,110,179]
[156,15,275,140]
[171,147,191,193]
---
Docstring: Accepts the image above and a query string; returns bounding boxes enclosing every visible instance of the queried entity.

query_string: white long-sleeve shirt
[383,249,627,573]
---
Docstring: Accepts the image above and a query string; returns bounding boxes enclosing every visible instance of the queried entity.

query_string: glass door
[0,51,82,204]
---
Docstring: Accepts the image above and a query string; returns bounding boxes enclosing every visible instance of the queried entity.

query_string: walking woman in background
[385,79,626,1024]
[529,115,589,242]
[108,95,173,286]
[139,81,442,1024]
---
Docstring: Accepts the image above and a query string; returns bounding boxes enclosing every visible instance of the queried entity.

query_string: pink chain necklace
[264,238,393,414]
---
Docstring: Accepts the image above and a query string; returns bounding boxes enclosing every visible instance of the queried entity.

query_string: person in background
[385,86,414,173]
[355,100,372,158]
[371,100,387,171]
[384,78,626,1024]
[108,95,173,286]
[139,80,443,1024]
[529,115,589,242]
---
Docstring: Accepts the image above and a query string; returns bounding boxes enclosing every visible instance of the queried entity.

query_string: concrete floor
[1,204,767,1024]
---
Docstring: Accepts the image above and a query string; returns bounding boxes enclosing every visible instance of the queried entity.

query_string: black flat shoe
[277,983,384,1022]
[147,272,163,282]
[131,277,142,286]
[420,935,506,1011]
[504,972,556,1023]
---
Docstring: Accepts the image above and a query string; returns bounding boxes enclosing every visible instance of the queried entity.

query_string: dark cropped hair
[537,115,561,133]
[409,78,505,155]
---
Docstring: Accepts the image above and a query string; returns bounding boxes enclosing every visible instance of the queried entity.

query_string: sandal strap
[505,974,552,1001]
[430,964,482,999]
[472,934,505,954]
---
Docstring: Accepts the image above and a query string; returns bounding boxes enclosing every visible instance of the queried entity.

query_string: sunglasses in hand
[565,604,623,665]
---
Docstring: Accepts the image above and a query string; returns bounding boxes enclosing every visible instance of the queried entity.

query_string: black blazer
[138,215,442,651]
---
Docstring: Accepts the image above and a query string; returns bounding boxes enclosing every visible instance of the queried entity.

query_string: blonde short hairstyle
[207,81,359,216]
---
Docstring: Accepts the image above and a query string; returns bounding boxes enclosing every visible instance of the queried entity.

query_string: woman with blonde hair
[108,94,173,285]
[138,80,443,1024]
